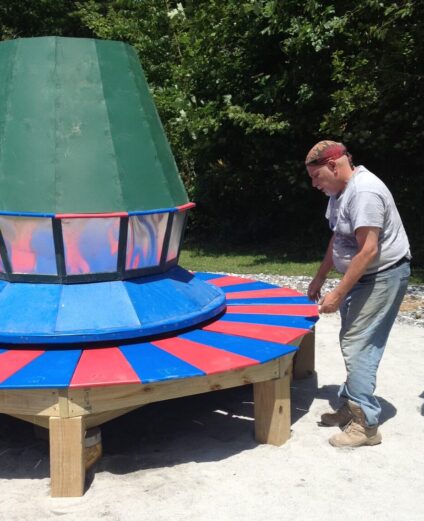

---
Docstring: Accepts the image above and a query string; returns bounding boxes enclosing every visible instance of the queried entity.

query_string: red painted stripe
[177,202,196,212]
[226,304,318,317]
[0,350,44,383]
[203,320,308,345]
[152,337,257,374]
[226,287,302,299]
[55,212,128,219]
[70,347,140,388]
[209,275,256,288]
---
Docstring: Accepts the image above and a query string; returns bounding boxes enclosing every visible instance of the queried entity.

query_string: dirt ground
[0,314,423,521]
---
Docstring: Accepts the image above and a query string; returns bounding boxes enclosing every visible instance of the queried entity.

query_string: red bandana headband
[305,141,347,166]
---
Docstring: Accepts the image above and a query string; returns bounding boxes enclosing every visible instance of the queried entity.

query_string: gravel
[221,272,424,328]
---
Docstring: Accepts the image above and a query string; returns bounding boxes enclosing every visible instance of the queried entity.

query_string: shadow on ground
[291,377,396,425]
[0,379,397,483]
[420,391,424,416]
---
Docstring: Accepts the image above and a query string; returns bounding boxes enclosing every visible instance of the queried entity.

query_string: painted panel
[193,272,225,282]
[219,313,317,329]
[61,217,119,274]
[70,347,141,387]
[0,283,62,337]
[120,342,204,383]
[180,329,297,363]
[126,213,168,270]
[0,350,44,384]
[0,349,81,388]
[203,320,309,345]
[226,287,303,299]
[55,282,141,334]
[152,337,257,375]
[220,281,278,293]
[226,304,319,317]
[208,275,256,287]
[166,211,185,262]
[0,216,56,274]
[224,296,312,305]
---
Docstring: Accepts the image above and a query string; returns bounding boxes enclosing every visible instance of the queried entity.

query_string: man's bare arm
[307,234,335,301]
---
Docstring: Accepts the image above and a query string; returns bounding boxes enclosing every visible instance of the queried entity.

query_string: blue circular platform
[0,273,318,390]
[0,266,225,344]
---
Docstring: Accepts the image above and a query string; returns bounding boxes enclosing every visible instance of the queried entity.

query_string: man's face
[306,162,341,197]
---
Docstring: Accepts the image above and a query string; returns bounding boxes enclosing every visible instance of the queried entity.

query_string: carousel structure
[0,37,318,496]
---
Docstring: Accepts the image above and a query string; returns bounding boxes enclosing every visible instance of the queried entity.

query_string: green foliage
[0,0,423,262]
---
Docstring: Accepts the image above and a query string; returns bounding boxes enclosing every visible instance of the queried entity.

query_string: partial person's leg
[338,262,410,427]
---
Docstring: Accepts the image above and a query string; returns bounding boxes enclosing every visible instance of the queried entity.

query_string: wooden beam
[293,328,315,379]
[84,406,141,429]
[253,356,292,446]
[0,389,59,417]
[49,416,85,497]
[67,360,280,417]
[6,413,50,429]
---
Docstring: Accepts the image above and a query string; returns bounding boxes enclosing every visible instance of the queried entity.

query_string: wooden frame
[0,352,298,497]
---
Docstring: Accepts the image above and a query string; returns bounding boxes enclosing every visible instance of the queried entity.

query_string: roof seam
[0,40,19,210]
[94,39,125,212]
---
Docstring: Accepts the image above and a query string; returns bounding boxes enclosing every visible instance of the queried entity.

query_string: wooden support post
[293,328,315,379]
[253,362,291,446]
[49,416,86,497]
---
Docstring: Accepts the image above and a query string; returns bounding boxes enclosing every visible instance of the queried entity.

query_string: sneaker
[320,402,353,427]
[329,401,382,448]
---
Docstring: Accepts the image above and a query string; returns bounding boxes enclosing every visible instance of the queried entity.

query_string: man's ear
[328,159,337,173]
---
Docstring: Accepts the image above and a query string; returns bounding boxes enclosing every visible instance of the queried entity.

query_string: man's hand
[307,276,325,302]
[318,289,343,314]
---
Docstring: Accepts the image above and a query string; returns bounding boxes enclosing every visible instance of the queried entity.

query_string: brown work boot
[320,402,353,427]
[329,401,382,448]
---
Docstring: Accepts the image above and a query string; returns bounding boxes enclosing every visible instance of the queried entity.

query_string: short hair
[305,140,349,166]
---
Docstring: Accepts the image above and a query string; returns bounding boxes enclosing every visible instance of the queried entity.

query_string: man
[306,140,410,448]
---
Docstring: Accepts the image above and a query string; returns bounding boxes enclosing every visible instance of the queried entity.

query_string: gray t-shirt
[326,165,410,274]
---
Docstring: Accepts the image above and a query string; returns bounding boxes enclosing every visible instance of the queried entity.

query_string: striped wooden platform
[0,273,317,389]
[0,273,318,497]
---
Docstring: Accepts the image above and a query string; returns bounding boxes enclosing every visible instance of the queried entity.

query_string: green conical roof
[0,37,188,213]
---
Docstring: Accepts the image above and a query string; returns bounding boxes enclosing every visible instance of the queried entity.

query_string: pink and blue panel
[0,216,57,274]
[61,217,120,274]
[166,212,186,262]
[126,213,169,270]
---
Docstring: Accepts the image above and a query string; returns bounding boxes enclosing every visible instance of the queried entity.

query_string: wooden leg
[293,328,315,379]
[253,370,291,446]
[49,416,85,497]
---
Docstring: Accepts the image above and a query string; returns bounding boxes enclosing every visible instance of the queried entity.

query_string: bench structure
[0,273,317,497]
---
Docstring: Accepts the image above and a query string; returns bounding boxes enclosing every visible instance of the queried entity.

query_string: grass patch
[180,240,333,278]
[180,240,424,284]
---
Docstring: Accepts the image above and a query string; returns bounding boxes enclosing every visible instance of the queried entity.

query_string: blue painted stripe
[193,272,225,282]
[0,349,81,389]
[220,313,317,329]
[0,283,62,336]
[220,281,278,293]
[226,296,312,305]
[128,208,174,216]
[0,211,55,218]
[0,349,6,354]
[179,330,297,363]
[56,282,141,334]
[119,342,205,383]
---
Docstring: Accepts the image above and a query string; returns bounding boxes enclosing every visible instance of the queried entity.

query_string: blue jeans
[338,261,410,426]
